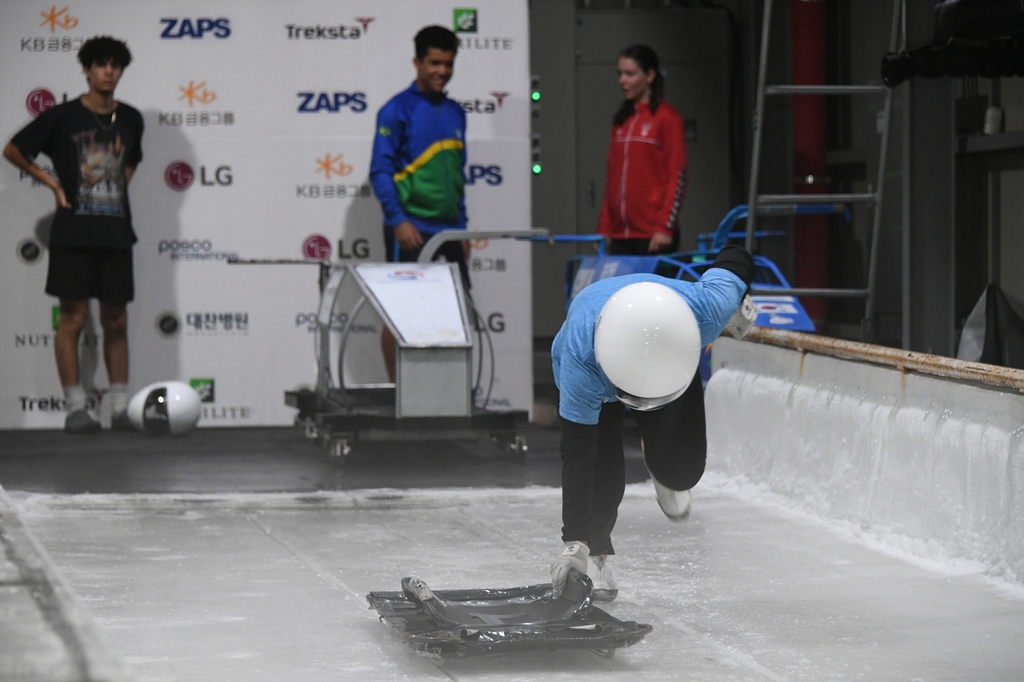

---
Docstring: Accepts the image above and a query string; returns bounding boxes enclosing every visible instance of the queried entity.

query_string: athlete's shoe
[590,554,619,602]
[650,473,692,521]
[65,409,101,435]
[110,410,134,432]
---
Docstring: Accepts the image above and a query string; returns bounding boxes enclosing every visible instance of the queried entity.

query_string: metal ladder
[745,0,903,341]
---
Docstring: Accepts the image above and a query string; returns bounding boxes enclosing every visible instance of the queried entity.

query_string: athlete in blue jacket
[370,25,467,275]
[549,245,758,601]
[369,25,470,378]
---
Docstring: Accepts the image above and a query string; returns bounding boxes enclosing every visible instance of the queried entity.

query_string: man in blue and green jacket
[370,24,469,285]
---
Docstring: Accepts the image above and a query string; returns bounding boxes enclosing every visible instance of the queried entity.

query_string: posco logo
[160,18,231,39]
[26,88,56,117]
[297,92,367,113]
[158,239,238,262]
[159,239,211,255]
[295,312,376,334]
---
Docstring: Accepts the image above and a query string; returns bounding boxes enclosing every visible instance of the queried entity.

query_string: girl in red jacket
[598,45,687,255]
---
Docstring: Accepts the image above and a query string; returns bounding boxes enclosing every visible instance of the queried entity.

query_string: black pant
[383,226,470,289]
[560,369,706,556]
[607,235,678,256]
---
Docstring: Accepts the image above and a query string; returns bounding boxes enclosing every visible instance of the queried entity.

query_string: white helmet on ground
[127,381,202,436]
[594,281,701,411]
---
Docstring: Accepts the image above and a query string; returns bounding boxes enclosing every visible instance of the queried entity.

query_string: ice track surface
[12,476,1024,682]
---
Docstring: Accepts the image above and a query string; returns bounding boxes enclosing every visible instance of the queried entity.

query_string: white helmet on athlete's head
[127,381,202,436]
[594,281,701,411]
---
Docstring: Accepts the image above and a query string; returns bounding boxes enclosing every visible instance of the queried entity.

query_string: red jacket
[597,100,687,242]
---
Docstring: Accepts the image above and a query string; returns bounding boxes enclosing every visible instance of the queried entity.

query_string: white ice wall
[707,337,1024,584]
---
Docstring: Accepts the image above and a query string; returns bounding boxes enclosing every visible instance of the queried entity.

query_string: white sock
[109,383,128,415]
[63,384,87,413]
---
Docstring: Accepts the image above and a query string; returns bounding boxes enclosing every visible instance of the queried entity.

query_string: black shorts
[383,226,471,289]
[45,246,134,304]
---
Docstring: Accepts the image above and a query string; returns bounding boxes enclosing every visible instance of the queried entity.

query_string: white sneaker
[590,555,618,602]
[650,474,692,521]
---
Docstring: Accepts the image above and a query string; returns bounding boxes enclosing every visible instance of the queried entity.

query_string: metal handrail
[740,326,1024,392]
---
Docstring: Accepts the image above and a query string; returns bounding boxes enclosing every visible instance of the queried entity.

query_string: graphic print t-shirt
[12,98,143,248]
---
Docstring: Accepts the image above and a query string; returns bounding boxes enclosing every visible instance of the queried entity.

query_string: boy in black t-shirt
[3,36,144,433]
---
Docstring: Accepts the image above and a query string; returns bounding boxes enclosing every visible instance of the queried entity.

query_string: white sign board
[0,0,532,427]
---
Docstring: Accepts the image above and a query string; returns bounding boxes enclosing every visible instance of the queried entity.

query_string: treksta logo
[458,91,509,113]
[160,18,231,39]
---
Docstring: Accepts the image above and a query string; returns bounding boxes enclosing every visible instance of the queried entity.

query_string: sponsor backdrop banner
[0,0,532,428]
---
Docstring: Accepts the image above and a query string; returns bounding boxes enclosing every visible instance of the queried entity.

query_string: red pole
[792,0,828,326]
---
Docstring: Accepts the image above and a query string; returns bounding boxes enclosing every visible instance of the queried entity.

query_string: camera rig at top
[882,0,1024,86]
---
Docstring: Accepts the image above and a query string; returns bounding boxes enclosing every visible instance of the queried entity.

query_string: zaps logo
[164,161,195,191]
[302,235,332,260]
[160,18,231,39]
[465,164,502,186]
[297,92,367,113]
[388,270,425,281]
[453,8,477,33]
[190,378,215,403]
[40,6,78,33]
[315,152,353,179]
[26,88,56,117]
[179,80,216,107]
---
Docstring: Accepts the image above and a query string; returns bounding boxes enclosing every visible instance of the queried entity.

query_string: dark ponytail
[613,44,664,126]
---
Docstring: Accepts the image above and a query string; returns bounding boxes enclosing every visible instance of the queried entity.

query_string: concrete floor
[2,425,1023,681]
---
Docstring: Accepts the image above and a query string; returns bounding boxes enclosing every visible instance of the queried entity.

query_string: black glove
[707,244,755,288]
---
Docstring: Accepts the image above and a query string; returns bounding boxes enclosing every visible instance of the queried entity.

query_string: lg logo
[465,164,502,186]
[164,162,232,191]
[338,238,370,259]
[301,235,370,260]
[475,312,505,333]
[302,235,331,260]
[160,18,231,39]
[25,88,57,117]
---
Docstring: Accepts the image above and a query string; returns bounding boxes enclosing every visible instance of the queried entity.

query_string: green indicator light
[532,163,542,174]
[531,91,541,102]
